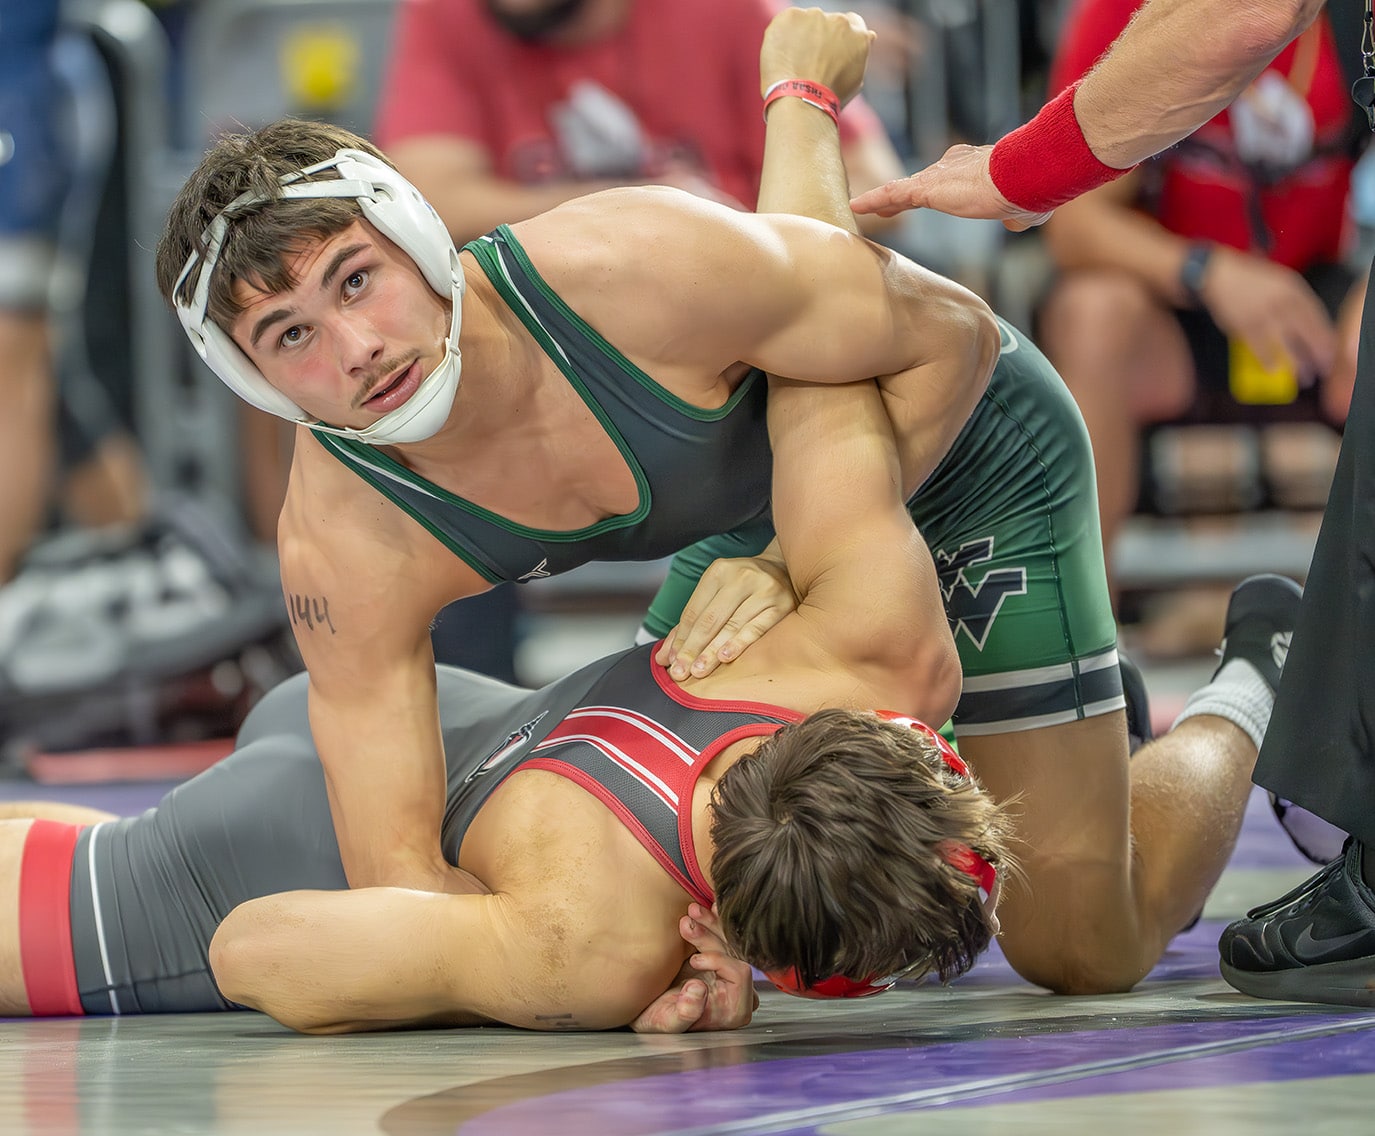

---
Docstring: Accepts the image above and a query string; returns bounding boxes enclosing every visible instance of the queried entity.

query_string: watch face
[1181,245,1212,303]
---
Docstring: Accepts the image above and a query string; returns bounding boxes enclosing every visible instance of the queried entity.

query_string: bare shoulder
[277,431,472,637]
[464,769,694,1021]
[510,186,778,295]
[278,432,411,571]
[508,188,815,380]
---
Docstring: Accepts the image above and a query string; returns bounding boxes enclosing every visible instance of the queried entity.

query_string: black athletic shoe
[1213,574,1302,689]
[1120,648,1153,755]
[1219,840,1375,1006]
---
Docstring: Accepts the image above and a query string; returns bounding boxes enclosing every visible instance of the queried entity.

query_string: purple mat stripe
[452,1013,1374,1136]
[749,1016,1375,1136]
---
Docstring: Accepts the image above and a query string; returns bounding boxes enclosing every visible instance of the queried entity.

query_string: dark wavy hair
[710,708,1011,989]
[154,118,388,330]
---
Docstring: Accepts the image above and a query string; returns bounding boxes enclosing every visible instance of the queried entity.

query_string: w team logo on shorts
[936,537,1028,651]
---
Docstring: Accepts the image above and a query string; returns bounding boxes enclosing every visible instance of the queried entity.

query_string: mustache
[354,356,417,409]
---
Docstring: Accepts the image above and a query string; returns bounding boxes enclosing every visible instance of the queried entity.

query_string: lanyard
[1356,0,1375,129]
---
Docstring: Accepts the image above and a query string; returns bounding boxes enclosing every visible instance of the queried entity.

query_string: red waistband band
[19,820,85,1016]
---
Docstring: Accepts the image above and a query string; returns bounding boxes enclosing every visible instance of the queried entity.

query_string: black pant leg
[1255,257,1375,843]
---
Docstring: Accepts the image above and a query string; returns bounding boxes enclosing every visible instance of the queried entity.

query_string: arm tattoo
[534,1013,582,1030]
[288,593,338,634]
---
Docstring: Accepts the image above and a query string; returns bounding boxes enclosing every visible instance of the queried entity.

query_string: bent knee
[997,865,1159,994]
[1009,948,1147,996]
[1039,271,1156,356]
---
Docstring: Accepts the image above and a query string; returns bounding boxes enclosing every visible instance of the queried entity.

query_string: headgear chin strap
[173,149,466,446]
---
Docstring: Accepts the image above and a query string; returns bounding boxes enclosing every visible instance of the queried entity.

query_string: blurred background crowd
[0,0,1364,770]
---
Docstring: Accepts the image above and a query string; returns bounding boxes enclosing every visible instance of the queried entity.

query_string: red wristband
[763,79,840,126]
[988,82,1133,213]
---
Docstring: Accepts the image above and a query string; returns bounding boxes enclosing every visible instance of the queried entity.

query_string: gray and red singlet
[21,646,794,1015]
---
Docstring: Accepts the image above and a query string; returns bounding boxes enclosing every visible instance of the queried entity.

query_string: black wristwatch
[1178,242,1213,309]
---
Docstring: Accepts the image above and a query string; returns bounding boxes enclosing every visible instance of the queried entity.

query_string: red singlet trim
[19,820,85,1016]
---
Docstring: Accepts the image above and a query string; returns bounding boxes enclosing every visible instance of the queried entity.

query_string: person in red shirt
[374,0,907,682]
[374,0,905,243]
[1033,0,1365,576]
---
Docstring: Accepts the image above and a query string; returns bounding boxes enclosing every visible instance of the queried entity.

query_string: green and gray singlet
[315,226,1120,737]
[644,318,1123,737]
[310,225,774,584]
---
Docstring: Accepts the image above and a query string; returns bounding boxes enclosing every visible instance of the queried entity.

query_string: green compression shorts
[642,319,1124,737]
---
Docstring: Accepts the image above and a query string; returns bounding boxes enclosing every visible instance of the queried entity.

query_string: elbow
[1228,0,1320,64]
[962,300,1000,415]
[926,634,964,728]
[891,625,963,729]
[208,909,266,1012]
[1266,0,1323,50]
[210,904,334,1033]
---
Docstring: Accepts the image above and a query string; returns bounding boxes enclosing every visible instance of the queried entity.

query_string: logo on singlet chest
[467,712,549,783]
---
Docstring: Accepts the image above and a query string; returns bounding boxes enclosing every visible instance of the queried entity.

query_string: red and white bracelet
[762,79,840,126]
[988,81,1133,213]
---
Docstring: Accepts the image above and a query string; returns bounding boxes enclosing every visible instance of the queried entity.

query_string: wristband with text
[763,79,840,126]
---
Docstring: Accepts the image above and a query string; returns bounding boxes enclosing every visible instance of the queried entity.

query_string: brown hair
[154,118,392,330]
[710,708,1011,989]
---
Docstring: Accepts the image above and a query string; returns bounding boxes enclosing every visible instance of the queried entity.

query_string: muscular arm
[210,886,668,1034]
[524,191,996,498]
[279,440,484,891]
[763,376,961,722]
[754,8,996,492]
[850,0,1321,223]
[650,9,998,677]
[1075,0,1323,169]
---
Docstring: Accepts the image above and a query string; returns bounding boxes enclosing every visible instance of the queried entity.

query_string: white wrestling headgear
[172,149,466,445]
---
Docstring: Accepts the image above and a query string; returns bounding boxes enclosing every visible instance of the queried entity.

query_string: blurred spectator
[0,0,69,583]
[373,0,908,679]
[0,3,290,758]
[374,0,906,243]
[0,0,147,586]
[1035,0,1364,595]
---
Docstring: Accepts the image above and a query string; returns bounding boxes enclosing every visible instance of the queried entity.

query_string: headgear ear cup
[765,967,896,999]
[172,149,466,445]
[330,152,459,296]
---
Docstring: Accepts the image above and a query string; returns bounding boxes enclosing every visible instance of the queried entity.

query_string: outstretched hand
[655,553,797,682]
[760,6,874,108]
[630,904,760,1034]
[849,143,1053,231]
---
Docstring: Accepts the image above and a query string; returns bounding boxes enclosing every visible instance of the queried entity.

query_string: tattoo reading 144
[289,593,337,634]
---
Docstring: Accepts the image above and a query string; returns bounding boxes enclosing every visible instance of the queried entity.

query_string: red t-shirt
[375,0,883,210]
[1048,0,1354,269]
